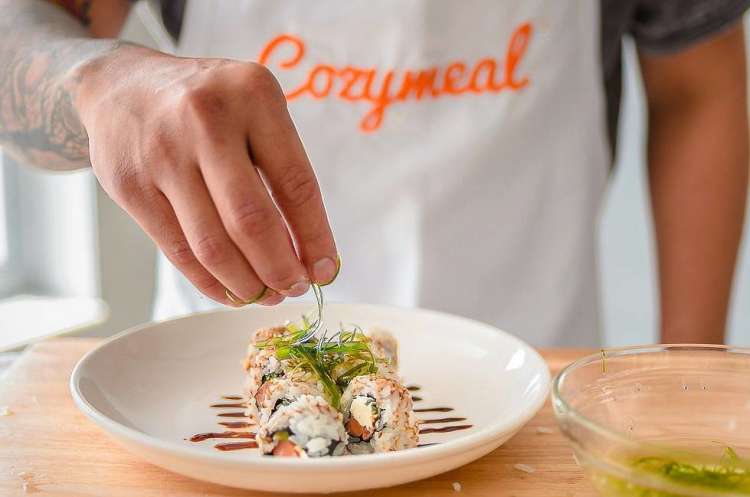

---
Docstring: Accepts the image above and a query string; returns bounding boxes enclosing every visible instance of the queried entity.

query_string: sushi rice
[367,327,399,369]
[340,374,419,453]
[242,326,290,399]
[256,395,348,457]
[247,376,322,424]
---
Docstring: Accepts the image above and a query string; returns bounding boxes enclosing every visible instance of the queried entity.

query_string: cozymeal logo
[257,22,532,132]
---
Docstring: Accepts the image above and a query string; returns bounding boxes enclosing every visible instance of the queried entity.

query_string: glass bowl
[552,345,750,497]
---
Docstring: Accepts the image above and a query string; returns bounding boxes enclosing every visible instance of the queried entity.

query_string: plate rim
[70,303,550,470]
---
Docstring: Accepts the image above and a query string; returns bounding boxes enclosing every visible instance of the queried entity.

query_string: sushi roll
[252,325,289,345]
[242,326,292,399]
[367,328,399,369]
[243,346,287,399]
[247,376,321,424]
[341,374,419,453]
[257,395,348,457]
[242,326,287,372]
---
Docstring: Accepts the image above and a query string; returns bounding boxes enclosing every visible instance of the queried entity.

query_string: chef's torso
[153,0,610,347]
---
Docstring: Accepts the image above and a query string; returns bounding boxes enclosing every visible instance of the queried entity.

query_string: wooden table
[0,339,597,496]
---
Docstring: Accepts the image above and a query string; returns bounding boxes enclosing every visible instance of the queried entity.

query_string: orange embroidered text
[258,24,532,132]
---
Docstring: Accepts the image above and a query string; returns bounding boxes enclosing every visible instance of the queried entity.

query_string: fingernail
[283,279,310,297]
[225,286,267,306]
[314,255,340,286]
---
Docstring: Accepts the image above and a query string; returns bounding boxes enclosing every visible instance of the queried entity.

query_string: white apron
[153,0,610,346]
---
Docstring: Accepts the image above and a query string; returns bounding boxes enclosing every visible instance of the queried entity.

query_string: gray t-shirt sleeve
[630,0,750,54]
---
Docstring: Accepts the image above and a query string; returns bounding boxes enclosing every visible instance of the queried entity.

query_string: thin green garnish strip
[256,284,381,409]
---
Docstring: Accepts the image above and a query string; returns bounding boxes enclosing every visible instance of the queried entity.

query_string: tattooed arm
[0,0,338,306]
[0,0,133,170]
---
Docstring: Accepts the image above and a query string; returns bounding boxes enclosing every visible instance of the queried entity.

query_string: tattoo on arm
[0,0,127,170]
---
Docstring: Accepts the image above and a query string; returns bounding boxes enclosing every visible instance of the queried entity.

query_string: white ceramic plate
[70,304,549,493]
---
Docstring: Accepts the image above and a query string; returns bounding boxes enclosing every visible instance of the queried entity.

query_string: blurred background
[0,3,748,349]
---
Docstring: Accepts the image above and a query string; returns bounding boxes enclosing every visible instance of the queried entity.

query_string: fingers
[196,128,312,297]
[246,97,339,284]
[90,58,339,309]
[157,167,285,306]
[116,186,230,304]
[117,61,339,309]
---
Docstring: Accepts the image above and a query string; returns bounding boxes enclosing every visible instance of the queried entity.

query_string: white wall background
[599,41,659,346]
[85,8,750,345]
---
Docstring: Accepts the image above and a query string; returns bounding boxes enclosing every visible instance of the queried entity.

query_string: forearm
[648,93,748,344]
[0,0,133,170]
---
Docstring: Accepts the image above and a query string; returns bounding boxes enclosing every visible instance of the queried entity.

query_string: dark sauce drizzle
[220,421,254,429]
[191,385,471,452]
[189,431,254,442]
[420,417,467,424]
[420,424,473,435]
[216,441,258,451]
[414,406,454,413]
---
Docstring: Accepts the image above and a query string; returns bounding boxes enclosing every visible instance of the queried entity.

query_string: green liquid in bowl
[592,449,750,497]
[552,346,750,497]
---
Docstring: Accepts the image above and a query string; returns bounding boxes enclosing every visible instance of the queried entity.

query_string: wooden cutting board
[0,338,597,497]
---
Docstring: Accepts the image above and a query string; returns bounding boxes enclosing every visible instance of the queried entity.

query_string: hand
[73,46,338,306]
